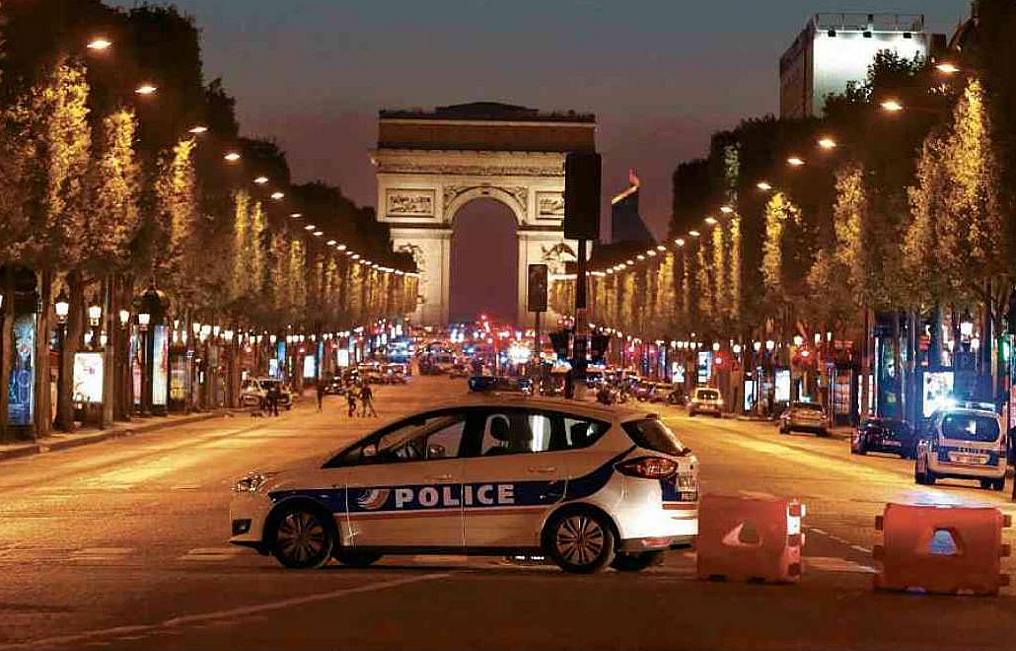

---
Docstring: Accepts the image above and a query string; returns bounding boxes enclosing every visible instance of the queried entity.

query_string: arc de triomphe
[372,102,595,326]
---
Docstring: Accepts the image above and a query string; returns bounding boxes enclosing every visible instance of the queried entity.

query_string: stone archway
[448,197,519,324]
[372,102,595,326]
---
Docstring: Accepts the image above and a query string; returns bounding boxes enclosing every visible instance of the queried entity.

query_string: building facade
[780,12,942,118]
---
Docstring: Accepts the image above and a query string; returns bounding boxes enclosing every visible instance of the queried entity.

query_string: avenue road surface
[1,375,1015,651]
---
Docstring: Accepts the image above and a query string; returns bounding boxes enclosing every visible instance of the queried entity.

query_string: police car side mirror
[427,443,446,459]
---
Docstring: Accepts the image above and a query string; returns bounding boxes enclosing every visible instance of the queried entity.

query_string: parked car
[648,383,677,403]
[851,417,916,458]
[914,403,1007,491]
[240,378,293,410]
[778,401,828,436]
[688,387,723,417]
[382,364,409,384]
[229,398,699,573]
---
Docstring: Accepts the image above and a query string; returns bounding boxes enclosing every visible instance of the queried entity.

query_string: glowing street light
[704,216,718,225]
[881,99,904,112]
[336,244,347,251]
[327,239,337,246]
[134,84,157,96]
[787,156,805,167]
[289,212,302,218]
[313,231,323,237]
[720,205,734,214]
[756,181,772,191]
[270,191,285,200]
[817,137,838,150]
[304,224,316,231]
[224,152,241,162]
[188,125,208,135]
[689,230,701,238]
[254,176,269,185]
[86,37,112,51]
[935,62,960,74]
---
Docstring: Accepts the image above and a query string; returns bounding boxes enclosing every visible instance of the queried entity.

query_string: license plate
[950,453,988,464]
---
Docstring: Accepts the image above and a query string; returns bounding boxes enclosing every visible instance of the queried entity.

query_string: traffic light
[527,264,548,313]
[564,152,601,240]
[549,330,570,360]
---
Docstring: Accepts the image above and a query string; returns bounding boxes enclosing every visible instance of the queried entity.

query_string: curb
[1,412,224,462]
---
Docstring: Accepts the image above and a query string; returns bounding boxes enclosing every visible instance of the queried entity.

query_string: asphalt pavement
[1,376,1015,651]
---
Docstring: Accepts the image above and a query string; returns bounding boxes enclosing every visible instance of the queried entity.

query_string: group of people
[315,379,378,418]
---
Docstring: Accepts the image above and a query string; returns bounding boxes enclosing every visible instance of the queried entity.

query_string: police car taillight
[615,456,678,479]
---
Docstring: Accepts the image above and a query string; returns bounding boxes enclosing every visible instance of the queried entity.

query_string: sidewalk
[0,411,225,463]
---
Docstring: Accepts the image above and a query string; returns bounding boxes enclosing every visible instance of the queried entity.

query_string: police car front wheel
[271,506,335,569]
[544,509,616,574]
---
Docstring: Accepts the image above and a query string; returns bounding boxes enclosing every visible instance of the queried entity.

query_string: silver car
[779,401,828,436]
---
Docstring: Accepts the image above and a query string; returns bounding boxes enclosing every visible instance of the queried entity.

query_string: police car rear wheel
[272,508,334,569]
[546,510,615,574]
[610,550,665,572]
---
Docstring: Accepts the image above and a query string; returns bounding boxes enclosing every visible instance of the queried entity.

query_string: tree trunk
[929,303,943,369]
[55,270,85,431]
[33,269,53,441]
[860,305,871,418]
[891,311,903,420]
[0,268,12,443]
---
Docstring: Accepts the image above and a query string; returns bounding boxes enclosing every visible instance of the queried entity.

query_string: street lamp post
[138,311,151,415]
[53,291,70,430]
[117,308,130,420]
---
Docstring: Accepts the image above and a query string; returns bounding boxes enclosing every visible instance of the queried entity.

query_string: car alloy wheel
[273,508,333,569]
[547,510,615,573]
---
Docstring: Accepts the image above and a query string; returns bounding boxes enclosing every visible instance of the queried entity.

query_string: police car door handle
[427,473,454,481]
[528,466,557,474]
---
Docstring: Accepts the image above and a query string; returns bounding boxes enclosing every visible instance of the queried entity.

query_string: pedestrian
[316,380,325,412]
[267,384,280,417]
[346,389,358,418]
[360,382,378,417]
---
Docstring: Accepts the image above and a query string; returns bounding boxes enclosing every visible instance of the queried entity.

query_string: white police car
[914,402,1007,491]
[230,397,698,573]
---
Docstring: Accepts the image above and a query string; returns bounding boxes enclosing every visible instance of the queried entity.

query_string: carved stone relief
[386,189,435,217]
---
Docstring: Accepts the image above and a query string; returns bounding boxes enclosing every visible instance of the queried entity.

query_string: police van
[230,397,698,573]
[914,402,1007,491]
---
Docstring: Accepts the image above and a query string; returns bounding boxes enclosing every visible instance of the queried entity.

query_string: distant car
[240,378,293,410]
[851,418,916,458]
[649,383,678,404]
[322,376,346,396]
[448,364,470,379]
[468,376,533,396]
[633,381,656,402]
[914,404,1006,491]
[229,398,699,573]
[779,401,828,436]
[688,387,722,417]
[381,364,409,384]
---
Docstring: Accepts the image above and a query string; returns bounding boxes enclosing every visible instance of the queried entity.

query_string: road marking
[69,548,134,561]
[0,572,450,650]
[804,556,877,574]
[179,547,247,561]
[808,527,828,535]
[850,544,872,554]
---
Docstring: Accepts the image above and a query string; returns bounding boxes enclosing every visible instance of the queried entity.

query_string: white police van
[230,397,698,573]
[914,402,1007,491]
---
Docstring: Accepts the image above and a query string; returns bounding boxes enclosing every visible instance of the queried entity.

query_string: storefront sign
[151,326,168,407]
[775,369,791,403]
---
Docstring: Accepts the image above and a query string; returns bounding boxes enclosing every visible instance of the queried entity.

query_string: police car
[230,397,698,573]
[914,402,1007,491]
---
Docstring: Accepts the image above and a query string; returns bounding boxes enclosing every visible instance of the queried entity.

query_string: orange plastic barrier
[873,503,1011,595]
[696,494,805,583]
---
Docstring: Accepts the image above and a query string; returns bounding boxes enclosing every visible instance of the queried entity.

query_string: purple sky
[114,0,967,238]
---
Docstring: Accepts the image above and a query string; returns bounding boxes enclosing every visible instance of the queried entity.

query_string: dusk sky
[114,0,968,238]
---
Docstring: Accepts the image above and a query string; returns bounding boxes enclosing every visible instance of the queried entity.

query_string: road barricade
[873,503,1011,595]
[696,494,805,583]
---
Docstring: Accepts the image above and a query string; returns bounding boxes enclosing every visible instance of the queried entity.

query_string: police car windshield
[622,417,688,456]
[941,413,999,442]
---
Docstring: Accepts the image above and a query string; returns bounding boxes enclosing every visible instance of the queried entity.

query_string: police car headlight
[233,472,270,493]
